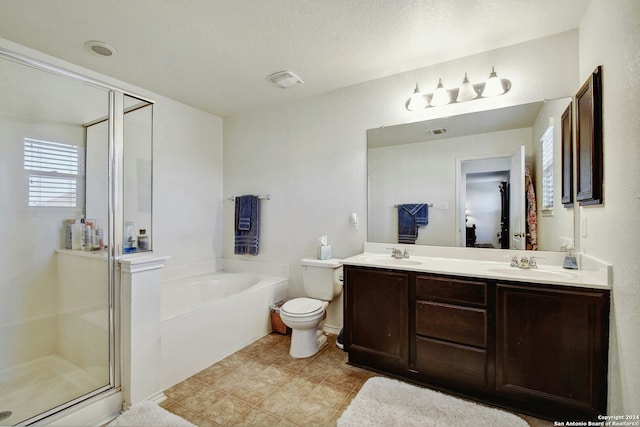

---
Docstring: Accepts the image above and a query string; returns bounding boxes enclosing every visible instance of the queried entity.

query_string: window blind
[540,126,554,209]
[24,138,83,207]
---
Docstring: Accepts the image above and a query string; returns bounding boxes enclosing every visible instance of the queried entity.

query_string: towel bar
[394,203,433,207]
[227,194,270,201]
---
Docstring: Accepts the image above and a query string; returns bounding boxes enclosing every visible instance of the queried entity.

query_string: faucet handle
[403,248,411,258]
[506,254,519,267]
[386,247,402,258]
[528,256,544,268]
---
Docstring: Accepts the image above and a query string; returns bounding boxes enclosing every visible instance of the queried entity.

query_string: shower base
[0,355,107,425]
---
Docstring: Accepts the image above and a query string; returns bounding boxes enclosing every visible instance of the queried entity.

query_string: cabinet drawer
[416,275,487,306]
[416,301,486,347]
[415,337,487,389]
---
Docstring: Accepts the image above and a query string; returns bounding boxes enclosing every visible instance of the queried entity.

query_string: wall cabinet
[343,265,610,421]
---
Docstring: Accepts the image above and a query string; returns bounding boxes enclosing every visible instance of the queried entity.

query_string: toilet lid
[281,298,324,316]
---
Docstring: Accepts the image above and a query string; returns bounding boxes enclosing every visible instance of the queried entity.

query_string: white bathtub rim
[161,272,288,321]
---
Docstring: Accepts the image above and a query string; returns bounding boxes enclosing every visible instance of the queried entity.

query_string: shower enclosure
[0,49,153,425]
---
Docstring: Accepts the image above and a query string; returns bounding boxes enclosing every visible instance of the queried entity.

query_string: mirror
[367,99,574,252]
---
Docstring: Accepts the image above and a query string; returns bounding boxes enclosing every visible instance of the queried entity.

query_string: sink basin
[360,256,423,266]
[485,266,576,281]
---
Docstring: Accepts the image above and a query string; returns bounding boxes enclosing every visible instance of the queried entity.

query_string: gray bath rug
[107,401,195,427]
[337,377,528,427]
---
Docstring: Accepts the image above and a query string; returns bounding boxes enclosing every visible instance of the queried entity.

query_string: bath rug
[337,377,528,427]
[107,401,195,427]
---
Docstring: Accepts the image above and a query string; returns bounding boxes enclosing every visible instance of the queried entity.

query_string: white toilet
[279,258,343,358]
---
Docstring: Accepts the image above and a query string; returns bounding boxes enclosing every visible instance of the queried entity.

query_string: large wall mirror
[367,98,574,252]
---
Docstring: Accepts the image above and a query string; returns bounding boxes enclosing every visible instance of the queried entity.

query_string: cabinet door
[344,267,409,370]
[496,284,609,418]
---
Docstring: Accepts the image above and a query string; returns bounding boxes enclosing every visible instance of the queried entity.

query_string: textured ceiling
[0,0,590,117]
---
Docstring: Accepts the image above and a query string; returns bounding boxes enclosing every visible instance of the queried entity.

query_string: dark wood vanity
[343,264,610,421]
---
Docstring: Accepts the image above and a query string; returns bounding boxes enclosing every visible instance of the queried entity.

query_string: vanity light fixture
[481,66,505,97]
[405,66,511,111]
[456,72,477,102]
[405,84,428,111]
[430,78,451,107]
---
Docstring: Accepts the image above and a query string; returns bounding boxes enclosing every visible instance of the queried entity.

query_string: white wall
[224,30,579,330]
[578,0,640,414]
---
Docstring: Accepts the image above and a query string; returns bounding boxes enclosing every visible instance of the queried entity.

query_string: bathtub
[160,270,288,389]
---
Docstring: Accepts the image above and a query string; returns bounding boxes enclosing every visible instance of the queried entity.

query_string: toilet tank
[301,258,343,301]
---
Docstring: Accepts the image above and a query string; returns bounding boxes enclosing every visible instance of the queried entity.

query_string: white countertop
[341,243,612,290]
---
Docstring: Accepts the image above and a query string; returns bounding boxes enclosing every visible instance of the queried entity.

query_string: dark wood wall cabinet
[343,265,610,421]
[561,102,574,207]
[576,66,603,206]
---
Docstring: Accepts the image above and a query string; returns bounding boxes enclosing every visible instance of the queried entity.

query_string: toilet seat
[281,297,324,317]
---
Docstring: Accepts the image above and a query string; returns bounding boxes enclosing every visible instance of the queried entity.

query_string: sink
[360,256,423,266]
[484,266,576,281]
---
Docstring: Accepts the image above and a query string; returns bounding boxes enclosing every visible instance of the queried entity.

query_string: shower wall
[0,117,85,370]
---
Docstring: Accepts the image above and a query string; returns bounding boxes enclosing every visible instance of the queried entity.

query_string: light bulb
[482,66,505,97]
[430,78,450,107]
[405,84,427,111]
[456,72,477,102]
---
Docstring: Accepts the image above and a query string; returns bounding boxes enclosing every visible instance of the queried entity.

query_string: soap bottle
[84,219,94,251]
[79,218,86,250]
[72,218,82,250]
[94,224,104,250]
[137,229,149,251]
[562,246,578,270]
[123,221,136,253]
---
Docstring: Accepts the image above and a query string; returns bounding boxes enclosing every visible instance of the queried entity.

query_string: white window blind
[24,138,84,207]
[540,126,554,209]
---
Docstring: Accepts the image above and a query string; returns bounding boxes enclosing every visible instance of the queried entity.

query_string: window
[24,138,83,207]
[540,126,554,210]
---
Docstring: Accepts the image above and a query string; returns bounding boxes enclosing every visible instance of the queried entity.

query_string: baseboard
[323,324,341,336]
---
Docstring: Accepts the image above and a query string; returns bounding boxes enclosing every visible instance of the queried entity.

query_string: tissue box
[318,245,332,260]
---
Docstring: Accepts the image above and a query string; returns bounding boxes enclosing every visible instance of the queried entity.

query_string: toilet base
[290,329,327,358]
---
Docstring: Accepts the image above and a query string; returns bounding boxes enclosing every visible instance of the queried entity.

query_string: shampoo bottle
[124,221,136,253]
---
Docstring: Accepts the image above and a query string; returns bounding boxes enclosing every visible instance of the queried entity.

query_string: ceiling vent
[426,128,448,136]
[267,71,304,89]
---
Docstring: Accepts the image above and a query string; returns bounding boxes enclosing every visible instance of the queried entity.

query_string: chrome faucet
[389,248,403,259]
[388,248,411,259]
[509,255,544,269]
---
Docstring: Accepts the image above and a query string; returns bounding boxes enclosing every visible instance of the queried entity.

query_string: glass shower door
[0,54,113,425]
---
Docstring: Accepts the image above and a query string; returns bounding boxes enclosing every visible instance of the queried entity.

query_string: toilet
[279,258,343,358]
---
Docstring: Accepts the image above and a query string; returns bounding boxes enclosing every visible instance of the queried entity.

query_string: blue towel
[238,195,253,230]
[398,204,428,244]
[234,195,260,255]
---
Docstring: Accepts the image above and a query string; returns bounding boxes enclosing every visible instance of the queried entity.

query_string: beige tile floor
[161,332,553,426]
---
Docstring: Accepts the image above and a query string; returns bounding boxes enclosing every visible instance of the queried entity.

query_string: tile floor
[161,332,553,426]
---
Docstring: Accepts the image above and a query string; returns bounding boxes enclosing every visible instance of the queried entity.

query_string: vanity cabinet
[343,264,610,421]
[496,283,609,419]
[343,267,409,374]
[414,275,491,391]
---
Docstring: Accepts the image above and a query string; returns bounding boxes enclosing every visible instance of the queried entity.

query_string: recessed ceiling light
[85,40,118,57]
[266,71,304,89]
